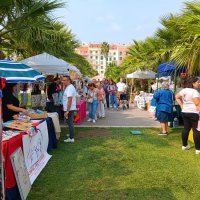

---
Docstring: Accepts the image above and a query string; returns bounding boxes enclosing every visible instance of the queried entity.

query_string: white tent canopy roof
[21,52,79,75]
[126,69,156,79]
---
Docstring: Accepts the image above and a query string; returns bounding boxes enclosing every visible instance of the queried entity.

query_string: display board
[23,120,51,184]
[10,147,31,200]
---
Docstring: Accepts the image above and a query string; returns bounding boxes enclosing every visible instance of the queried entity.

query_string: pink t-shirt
[179,88,200,113]
[99,88,104,100]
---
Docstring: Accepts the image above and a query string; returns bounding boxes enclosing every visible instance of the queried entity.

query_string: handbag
[87,98,93,103]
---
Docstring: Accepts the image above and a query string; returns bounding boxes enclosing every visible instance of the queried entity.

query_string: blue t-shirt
[153,89,174,113]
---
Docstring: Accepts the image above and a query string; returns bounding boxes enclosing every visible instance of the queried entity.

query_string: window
[119,57,123,60]
[96,61,98,64]
[90,56,93,59]
[96,51,98,54]
[101,61,103,65]
[106,58,108,61]
[109,57,112,61]
[101,71,104,74]
[96,56,98,59]
[113,57,116,61]
[113,52,116,55]
[96,66,98,70]
[90,51,93,54]
[101,56,104,60]
[119,52,122,56]
[101,66,103,69]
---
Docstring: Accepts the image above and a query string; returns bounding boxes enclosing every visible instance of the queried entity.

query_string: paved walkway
[75,105,160,127]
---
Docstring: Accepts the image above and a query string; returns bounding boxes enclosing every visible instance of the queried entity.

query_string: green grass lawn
[28,128,200,200]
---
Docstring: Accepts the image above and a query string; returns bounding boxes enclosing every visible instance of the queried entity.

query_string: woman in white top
[176,77,200,154]
[87,83,99,123]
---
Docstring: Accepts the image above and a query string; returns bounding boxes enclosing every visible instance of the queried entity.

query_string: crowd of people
[46,77,130,123]
[2,73,200,154]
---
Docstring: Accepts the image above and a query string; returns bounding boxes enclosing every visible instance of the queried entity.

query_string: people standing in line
[87,83,99,123]
[153,82,174,135]
[62,76,77,143]
[98,82,105,118]
[108,80,118,111]
[103,79,110,109]
[176,77,200,154]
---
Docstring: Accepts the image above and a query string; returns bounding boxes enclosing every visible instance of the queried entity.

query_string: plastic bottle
[173,117,179,128]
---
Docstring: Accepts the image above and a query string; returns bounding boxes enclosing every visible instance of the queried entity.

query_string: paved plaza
[77,105,160,127]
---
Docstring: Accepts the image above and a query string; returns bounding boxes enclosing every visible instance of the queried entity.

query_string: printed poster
[22,120,52,184]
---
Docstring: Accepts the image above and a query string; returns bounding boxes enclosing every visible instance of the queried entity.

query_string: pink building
[76,42,131,77]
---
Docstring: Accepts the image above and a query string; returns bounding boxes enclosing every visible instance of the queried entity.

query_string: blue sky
[54,0,190,43]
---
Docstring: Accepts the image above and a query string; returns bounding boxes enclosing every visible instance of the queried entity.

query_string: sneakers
[92,119,96,123]
[196,150,200,154]
[87,118,92,122]
[64,138,74,143]
[182,145,191,150]
[158,132,168,136]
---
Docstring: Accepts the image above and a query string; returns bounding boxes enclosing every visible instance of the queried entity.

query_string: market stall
[126,69,156,107]
[20,52,79,75]
[0,60,60,199]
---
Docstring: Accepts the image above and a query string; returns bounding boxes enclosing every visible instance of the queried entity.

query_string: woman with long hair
[176,77,200,154]
[2,83,28,122]
[108,79,118,110]
[87,83,99,123]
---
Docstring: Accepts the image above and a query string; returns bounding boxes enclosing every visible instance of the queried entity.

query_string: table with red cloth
[74,100,86,125]
[2,117,57,199]
[2,133,25,191]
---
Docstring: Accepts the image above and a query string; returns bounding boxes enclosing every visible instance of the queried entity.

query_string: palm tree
[101,42,110,70]
[0,0,66,57]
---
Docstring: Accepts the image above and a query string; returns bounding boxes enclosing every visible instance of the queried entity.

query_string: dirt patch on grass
[77,128,112,139]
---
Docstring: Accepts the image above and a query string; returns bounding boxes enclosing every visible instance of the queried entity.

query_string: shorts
[157,111,171,123]
[120,94,127,100]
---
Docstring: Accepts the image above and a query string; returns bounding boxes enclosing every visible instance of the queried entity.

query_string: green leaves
[0,0,95,76]
[122,0,200,76]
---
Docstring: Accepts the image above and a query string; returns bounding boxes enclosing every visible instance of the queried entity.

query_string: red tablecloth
[2,133,25,189]
[74,100,86,125]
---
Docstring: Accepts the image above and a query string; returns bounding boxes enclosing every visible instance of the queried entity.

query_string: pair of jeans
[89,100,98,120]
[182,112,200,150]
[110,94,118,109]
[106,93,110,108]
[66,110,75,139]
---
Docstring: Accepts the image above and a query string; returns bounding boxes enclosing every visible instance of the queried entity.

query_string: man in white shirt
[117,78,126,93]
[117,78,127,107]
[62,76,76,143]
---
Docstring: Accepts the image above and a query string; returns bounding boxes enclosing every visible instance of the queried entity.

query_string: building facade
[76,42,131,77]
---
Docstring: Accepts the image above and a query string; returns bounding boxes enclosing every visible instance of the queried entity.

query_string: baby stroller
[119,93,129,110]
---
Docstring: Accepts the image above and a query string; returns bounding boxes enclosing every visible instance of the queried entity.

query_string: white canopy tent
[126,69,156,79]
[21,52,78,75]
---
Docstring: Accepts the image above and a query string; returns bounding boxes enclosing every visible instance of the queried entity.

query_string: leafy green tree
[101,42,109,69]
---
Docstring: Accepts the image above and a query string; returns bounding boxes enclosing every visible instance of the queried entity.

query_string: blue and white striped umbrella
[0,60,45,83]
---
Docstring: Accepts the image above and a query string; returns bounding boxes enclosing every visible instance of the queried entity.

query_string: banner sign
[22,120,51,184]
